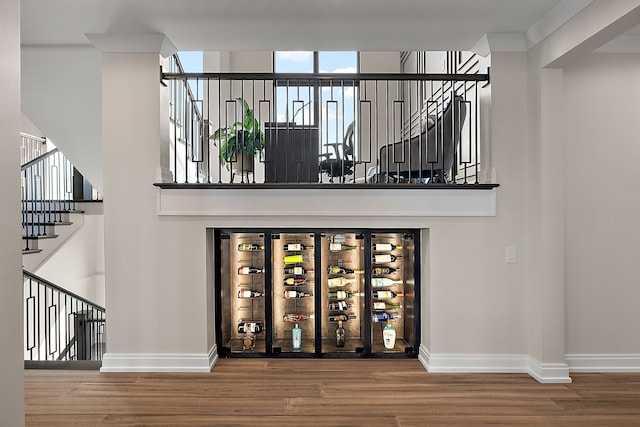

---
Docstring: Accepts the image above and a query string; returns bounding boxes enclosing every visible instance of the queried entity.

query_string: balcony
[158,57,495,191]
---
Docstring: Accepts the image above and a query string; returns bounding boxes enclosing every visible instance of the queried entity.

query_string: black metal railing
[169,54,207,184]
[162,68,489,186]
[21,148,101,252]
[24,270,106,361]
[21,149,75,248]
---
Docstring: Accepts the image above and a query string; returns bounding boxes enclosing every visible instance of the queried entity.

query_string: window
[274,51,358,150]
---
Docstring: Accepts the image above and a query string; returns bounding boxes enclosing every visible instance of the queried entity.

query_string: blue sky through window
[177,51,203,99]
[177,51,203,72]
[275,51,357,151]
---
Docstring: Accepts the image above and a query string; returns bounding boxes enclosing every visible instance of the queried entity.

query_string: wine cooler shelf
[215,229,419,358]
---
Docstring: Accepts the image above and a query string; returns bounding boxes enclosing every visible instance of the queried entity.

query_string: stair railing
[24,270,106,361]
[21,148,75,250]
[20,133,48,166]
[169,53,207,183]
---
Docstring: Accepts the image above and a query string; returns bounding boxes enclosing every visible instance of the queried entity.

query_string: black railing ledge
[154,182,499,190]
[162,71,490,83]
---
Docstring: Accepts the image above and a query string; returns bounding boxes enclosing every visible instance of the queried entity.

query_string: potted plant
[210,98,265,174]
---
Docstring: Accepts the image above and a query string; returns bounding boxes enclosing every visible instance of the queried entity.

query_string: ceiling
[20,0,591,52]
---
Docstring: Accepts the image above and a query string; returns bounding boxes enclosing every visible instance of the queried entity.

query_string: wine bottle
[237,266,264,275]
[292,323,302,351]
[330,235,346,244]
[283,290,313,299]
[283,243,312,251]
[372,266,399,276]
[283,254,313,264]
[237,322,264,333]
[283,277,313,286]
[328,314,357,322]
[283,313,314,323]
[336,320,346,347]
[372,290,402,299]
[383,320,397,349]
[371,277,403,288]
[328,290,360,299]
[372,254,398,263]
[242,330,256,350]
[372,301,402,311]
[237,243,264,251]
[327,277,357,288]
[328,300,354,311]
[372,312,401,323]
[329,242,358,252]
[372,243,403,251]
[283,266,312,275]
[327,265,364,275]
[237,290,264,299]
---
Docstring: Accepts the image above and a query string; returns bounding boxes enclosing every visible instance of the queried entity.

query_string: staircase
[24,270,106,365]
[20,134,105,365]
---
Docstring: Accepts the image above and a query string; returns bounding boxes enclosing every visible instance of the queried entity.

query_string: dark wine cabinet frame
[214,228,421,359]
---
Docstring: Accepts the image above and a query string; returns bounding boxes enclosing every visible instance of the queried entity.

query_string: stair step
[23,234,59,240]
[23,221,73,227]
[22,210,84,214]
[22,248,43,255]
[22,212,78,225]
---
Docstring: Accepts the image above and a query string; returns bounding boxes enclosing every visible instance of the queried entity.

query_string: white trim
[526,356,572,384]
[85,33,177,58]
[472,33,528,56]
[595,33,640,53]
[525,0,594,49]
[208,345,219,371]
[420,346,528,374]
[418,345,572,383]
[100,347,217,373]
[157,188,497,217]
[566,354,640,372]
[418,344,431,370]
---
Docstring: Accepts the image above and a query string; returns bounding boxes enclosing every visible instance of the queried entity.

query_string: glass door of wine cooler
[218,232,267,354]
[271,232,316,354]
[215,228,419,358]
[370,232,416,354]
[320,232,365,353]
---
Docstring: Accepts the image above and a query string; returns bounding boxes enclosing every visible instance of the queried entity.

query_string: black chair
[264,122,320,183]
[378,96,467,183]
[319,122,355,181]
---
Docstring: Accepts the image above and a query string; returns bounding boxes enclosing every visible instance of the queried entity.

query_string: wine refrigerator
[214,229,420,358]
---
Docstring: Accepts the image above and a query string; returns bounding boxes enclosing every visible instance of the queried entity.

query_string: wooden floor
[25,359,640,426]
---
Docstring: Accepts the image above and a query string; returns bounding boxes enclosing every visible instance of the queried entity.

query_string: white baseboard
[566,354,640,372]
[419,345,529,374]
[526,356,572,383]
[209,345,219,370]
[419,345,572,383]
[101,345,218,373]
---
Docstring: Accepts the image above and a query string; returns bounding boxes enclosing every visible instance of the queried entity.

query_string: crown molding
[526,0,594,49]
[85,33,177,57]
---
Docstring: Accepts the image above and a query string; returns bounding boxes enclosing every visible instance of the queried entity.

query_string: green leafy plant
[210,98,265,169]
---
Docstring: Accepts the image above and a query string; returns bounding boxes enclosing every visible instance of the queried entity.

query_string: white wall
[0,0,25,424]
[563,53,640,356]
[102,52,214,371]
[34,206,106,307]
[99,2,640,379]
[21,112,44,137]
[21,46,103,191]
[100,47,539,376]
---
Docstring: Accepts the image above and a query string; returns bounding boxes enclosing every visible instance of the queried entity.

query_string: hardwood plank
[98,414,399,427]
[24,359,640,426]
